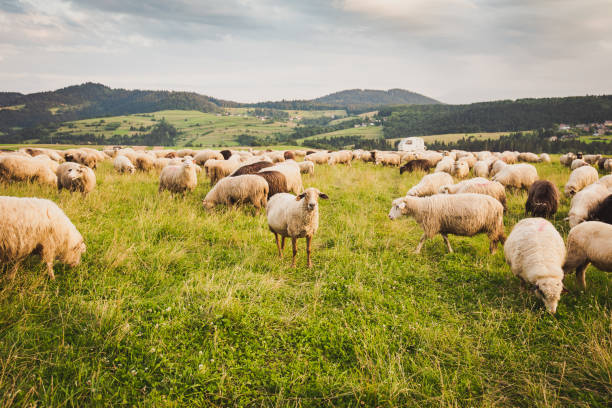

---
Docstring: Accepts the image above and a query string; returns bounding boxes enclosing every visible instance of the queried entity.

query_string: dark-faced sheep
[525,180,560,218]
[588,194,612,225]
[399,160,431,174]
[220,150,233,160]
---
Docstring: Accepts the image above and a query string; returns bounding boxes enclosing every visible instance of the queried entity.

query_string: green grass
[297,125,384,142]
[389,132,511,145]
[0,157,610,406]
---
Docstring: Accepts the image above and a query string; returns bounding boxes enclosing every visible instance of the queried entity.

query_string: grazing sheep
[571,159,589,170]
[525,180,559,218]
[563,221,612,289]
[434,157,454,174]
[266,187,328,267]
[418,151,443,167]
[56,162,96,194]
[177,148,197,158]
[0,196,86,279]
[159,159,198,194]
[500,151,518,164]
[134,154,154,172]
[259,162,303,194]
[564,165,598,196]
[588,194,612,225]
[152,157,171,170]
[407,172,454,197]
[305,152,329,164]
[0,155,57,187]
[452,160,470,178]
[560,153,577,167]
[255,171,289,198]
[194,150,224,165]
[504,218,566,314]
[230,161,274,176]
[583,154,602,165]
[205,157,242,184]
[202,174,269,210]
[298,161,314,175]
[359,151,373,163]
[375,152,401,167]
[539,153,551,163]
[598,175,612,189]
[472,160,490,178]
[114,155,135,174]
[64,149,98,169]
[327,150,352,166]
[440,178,506,209]
[489,160,507,178]
[518,152,540,163]
[492,163,538,189]
[400,159,431,174]
[33,154,60,172]
[388,193,505,254]
[568,182,610,227]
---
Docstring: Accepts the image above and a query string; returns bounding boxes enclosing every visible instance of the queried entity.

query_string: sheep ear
[296,193,306,201]
[319,193,329,199]
[561,286,569,294]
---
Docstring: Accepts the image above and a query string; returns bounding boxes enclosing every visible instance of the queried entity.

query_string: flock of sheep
[0,146,610,314]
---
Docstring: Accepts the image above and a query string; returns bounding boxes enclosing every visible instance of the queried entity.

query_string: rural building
[398,137,426,152]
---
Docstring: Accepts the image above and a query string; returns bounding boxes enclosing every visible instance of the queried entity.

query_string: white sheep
[407,172,454,197]
[327,151,352,166]
[563,221,612,289]
[492,163,538,189]
[375,152,401,166]
[488,160,507,178]
[597,174,612,189]
[504,218,566,314]
[202,174,268,210]
[159,159,198,194]
[451,160,470,178]
[582,154,602,165]
[0,155,58,187]
[205,157,242,184]
[567,182,610,227]
[0,196,86,279]
[266,187,328,267]
[298,161,314,175]
[518,152,540,163]
[434,157,454,174]
[440,178,506,209]
[388,193,505,254]
[259,162,303,194]
[564,165,598,196]
[193,150,224,165]
[472,160,490,178]
[539,153,551,163]
[56,162,96,194]
[305,152,330,164]
[570,159,589,170]
[560,153,576,167]
[113,155,135,174]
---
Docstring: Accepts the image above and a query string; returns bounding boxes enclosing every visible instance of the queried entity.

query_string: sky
[0,0,611,104]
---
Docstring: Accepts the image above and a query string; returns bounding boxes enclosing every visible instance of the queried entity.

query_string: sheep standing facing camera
[159,159,198,195]
[266,188,328,268]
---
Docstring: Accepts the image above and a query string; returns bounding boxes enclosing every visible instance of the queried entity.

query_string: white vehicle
[398,137,426,152]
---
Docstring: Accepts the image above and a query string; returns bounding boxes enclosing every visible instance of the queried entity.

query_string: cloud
[0,0,610,103]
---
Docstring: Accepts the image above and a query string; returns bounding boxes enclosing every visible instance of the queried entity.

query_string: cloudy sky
[0,0,611,103]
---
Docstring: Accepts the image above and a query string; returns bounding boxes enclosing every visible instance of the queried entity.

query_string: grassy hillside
[0,157,610,406]
[297,125,383,142]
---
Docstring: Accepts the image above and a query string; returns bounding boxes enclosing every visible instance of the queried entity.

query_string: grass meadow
[0,157,610,407]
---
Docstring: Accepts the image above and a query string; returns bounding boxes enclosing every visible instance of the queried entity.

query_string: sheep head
[533,277,564,314]
[296,188,328,212]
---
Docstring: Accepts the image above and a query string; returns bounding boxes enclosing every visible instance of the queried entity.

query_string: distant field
[416,132,509,144]
[297,125,384,142]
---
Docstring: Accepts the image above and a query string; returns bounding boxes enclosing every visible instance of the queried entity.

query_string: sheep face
[565,186,576,197]
[388,198,406,220]
[296,188,328,212]
[202,200,215,210]
[439,185,451,194]
[61,240,86,267]
[534,278,563,314]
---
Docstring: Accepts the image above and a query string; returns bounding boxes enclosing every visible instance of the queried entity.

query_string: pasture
[0,155,610,407]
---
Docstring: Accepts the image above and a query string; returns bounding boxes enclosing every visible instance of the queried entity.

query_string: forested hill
[243,88,440,112]
[381,95,612,138]
[0,83,222,131]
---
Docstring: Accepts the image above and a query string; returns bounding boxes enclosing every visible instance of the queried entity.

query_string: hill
[313,88,439,107]
[381,95,612,138]
[0,83,222,132]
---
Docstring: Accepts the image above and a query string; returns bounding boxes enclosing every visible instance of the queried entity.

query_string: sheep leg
[306,236,313,268]
[7,261,21,280]
[441,234,453,253]
[575,262,589,290]
[46,262,55,280]
[281,237,286,252]
[291,237,298,268]
[41,247,55,280]
[274,233,283,258]
[414,234,428,254]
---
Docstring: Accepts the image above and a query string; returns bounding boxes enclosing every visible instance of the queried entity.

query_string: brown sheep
[230,161,274,176]
[525,180,560,218]
[283,151,295,160]
[134,154,154,172]
[255,171,289,198]
[400,159,432,174]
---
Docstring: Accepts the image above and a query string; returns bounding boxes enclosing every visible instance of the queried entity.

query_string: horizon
[1,1,611,104]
